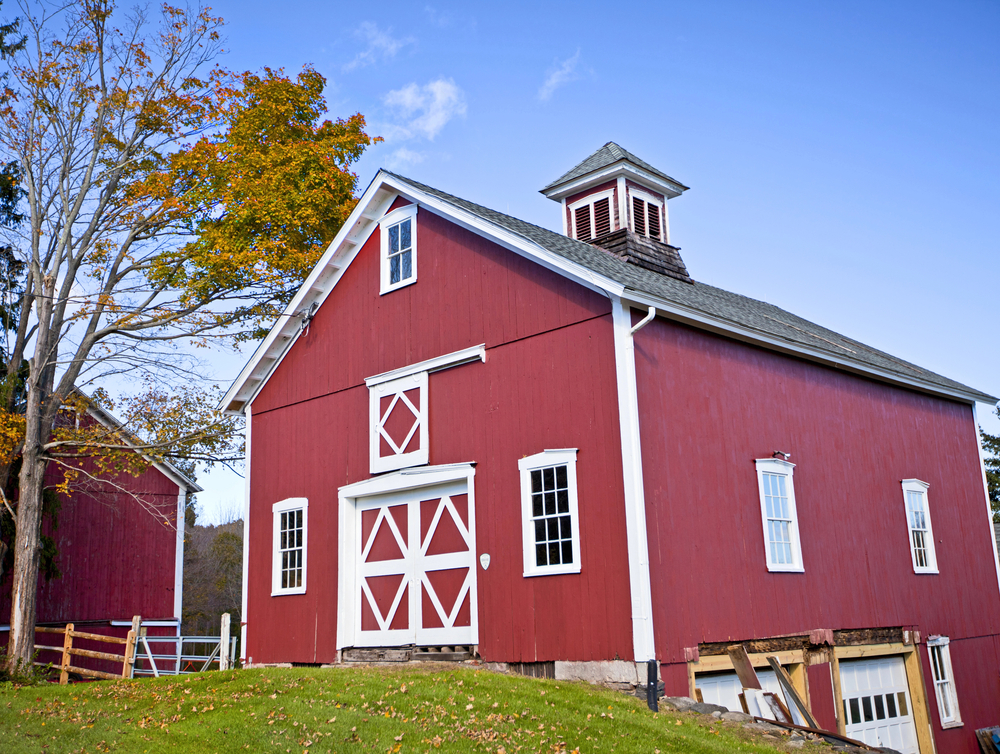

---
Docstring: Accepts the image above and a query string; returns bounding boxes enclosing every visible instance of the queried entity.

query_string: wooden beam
[727,645,762,689]
[59,624,73,686]
[767,656,820,729]
[830,654,845,736]
[903,648,937,754]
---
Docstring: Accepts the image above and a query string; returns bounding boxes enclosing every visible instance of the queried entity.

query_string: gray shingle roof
[387,171,995,404]
[540,142,689,194]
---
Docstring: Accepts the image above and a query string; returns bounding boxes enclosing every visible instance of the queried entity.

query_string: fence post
[59,624,74,685]
[220,613,231,671]
[123,615,141,679]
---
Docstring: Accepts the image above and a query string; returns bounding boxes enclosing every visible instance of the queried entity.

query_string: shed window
[928,636,962,728]
[901,479,938,573]
[519,449,581,577]
[380,204,417,294]
[755,458,803,572]
[272,498,308,595]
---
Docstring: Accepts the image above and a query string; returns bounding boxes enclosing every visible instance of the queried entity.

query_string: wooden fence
[34,616,139,684]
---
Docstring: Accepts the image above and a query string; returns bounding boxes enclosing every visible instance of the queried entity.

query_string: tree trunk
[5,401,46,671]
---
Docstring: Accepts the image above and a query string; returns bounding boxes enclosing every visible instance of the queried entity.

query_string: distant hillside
[182,519,242,637]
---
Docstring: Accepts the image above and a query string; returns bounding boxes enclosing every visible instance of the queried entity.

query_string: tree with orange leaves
[0,0,379,670]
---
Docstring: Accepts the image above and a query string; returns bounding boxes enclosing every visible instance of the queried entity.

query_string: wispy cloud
[382,78,467,141]
[386,147,426,170]
[538,50,581,102]
[343,22,413,72]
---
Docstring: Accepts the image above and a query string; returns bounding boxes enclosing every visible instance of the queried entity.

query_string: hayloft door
[353,479,476,648]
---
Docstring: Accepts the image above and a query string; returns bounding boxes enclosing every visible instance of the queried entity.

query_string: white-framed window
[272,497,308,595]
[628,187,664,242]
[519,449,581,577]
[901,479,938,573]
[755,458,804,572]
[380,204,417,294]
[569,189,614,242]
[927,636,962,728]
[369,371,429,473]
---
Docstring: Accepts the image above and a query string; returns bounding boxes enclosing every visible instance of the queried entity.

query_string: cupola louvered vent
[574,205,592,241]
[630,192,663,242]
[648,204,661,239]
[572,196,612,241]
[632,196,646,237]
[593,198,611,236]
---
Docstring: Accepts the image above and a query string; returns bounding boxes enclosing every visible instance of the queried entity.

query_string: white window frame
[379,204,418,294]
[519,448,581,577]
[628,187,665,242]
[568,188,615,241]
[369,371,429,474]
[927,636,962,728]
[755,458,804,573]
[901,479,938,574]
[272,497,308,596]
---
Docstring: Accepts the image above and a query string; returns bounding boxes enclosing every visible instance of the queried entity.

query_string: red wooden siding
[1,459,182,625]
[632,315,1000,733]
[247,206,634,664]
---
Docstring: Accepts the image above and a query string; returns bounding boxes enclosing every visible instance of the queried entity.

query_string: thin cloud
[383,78,467,141]
[538,50,581,102]
[343,22,413,72]
[386,148,425,170]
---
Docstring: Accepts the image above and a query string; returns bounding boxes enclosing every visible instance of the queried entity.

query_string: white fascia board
[365,344,485,387]
[621,291,997,406]
[220,180,397,414]
[221,172,625,415]
[543,162,687,202]
[174,488,186,619]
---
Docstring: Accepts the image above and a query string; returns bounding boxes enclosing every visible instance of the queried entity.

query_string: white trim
[926,636,962,728]
[901,479,938,574]
[542,160,687,202]
[561,198,568,236]
[240,404,252,660]
[369,371,429,473]
[173,487,186,619]
[379,204,418,294]
[518,448,581,577]
[336,463,477,650]
[271,497,308,596]
[610,296,656,662]
[364,344,486,387]
[755,458,804,573]
[972,404,1000,598]
[616,176,627,232]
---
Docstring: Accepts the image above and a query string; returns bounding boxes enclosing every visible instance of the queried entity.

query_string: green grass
[1,665,810,753]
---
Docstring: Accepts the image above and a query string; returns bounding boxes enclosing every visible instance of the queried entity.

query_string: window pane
[400,218,411,250]
[896,692,907,717]
[544,492,556,515]
[543,467,554,490]
[547,518,559,539]
[557,490,569,513]
[536,543,548,566]
[296,510,303,527]
[282,571,289,589]
[401,249,411,279]
[886,693,897,718]
[874,695,885,720]
[849,698,860,725]
[390,254,400,284]
[532,493,543,518]
[280,531,287,549]
[534,520,546,543]
[548,542,561,565]
[560,515,572,538]
[561,540,573,564]
[862,696,873,722]
[389,224,399,253]
[531,470,542,493]
[556,465,567,488]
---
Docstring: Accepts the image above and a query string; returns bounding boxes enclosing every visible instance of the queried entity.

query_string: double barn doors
[354,480,476,647]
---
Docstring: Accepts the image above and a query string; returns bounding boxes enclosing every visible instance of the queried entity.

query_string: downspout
[610,295,657,663]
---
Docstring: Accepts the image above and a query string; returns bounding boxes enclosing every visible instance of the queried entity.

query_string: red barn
[1,401,200,654]
[223,143,1000,754]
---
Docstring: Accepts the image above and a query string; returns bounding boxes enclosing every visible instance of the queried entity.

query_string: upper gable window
[901,479,938,573]
[380,204,417,294]
[569,189,614,242]
[755,458,804,572]
[629,187,664,242]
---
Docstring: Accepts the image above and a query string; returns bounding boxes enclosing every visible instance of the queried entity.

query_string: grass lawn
[1,665,812,753]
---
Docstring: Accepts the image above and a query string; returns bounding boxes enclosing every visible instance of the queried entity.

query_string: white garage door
[840,656,918,754]
[696,670,782,712]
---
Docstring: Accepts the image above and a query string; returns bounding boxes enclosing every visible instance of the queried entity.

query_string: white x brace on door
[337,465,478,650]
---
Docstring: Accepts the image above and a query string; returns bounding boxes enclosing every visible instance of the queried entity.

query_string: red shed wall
[1,460,182,625]
[247,204,633,664]
[632,315,1000,740]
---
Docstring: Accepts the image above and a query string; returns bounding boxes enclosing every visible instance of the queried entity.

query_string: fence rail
[33,619,138,684]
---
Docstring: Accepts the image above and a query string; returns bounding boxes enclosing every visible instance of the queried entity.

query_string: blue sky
[196,0,1000,522]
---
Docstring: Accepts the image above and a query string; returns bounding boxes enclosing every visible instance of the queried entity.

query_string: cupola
[541,142,692,283]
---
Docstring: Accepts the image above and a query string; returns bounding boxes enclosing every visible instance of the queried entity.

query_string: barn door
[355,480,476,647]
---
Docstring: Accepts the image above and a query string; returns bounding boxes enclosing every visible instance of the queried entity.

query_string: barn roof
[221,170,996,414]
